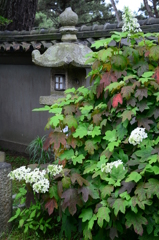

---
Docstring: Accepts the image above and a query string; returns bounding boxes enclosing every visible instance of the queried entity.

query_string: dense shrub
[9,9,159,239]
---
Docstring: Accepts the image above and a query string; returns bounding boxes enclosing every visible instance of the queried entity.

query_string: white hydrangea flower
[8,166,31,181]
[33,178,50,193]
[101,160,125,174]
[25,168,46,184]
[47,164,63,176]
[122,6,142,34]
[129,127,147,146]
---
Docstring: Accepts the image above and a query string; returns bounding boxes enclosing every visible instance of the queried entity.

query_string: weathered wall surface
[0,64,51,151]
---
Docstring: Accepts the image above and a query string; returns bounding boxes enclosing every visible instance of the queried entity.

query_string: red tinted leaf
[138,118,154,131]
[61,189,83,216]
[97,72,117,98]
[135,88,148,101]
[92,113,102,125]
[45,198,58,215]
[63,105,76,115]
[57,181,63,198]
[121,86,134,99]
[109,227,118,240]
[112,93,123,108]
[121,110,133,122]
[84,140,98,155]
[101,72,117,88]
[67,135,78,149]
[137,101,148,112]
[114,70,127,79]
[78,185,99,202]
[71,173,89,187]
[127,98,137,107]
[43,131,66,151]
[152,66,159,84]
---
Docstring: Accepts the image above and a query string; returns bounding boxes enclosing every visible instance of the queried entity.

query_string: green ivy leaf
[104,129,117,142]
[60,149,74,160]
[125,172,142,183]
[49,114,64,127]
[79,208,93,222]
[112,198,127,216]
[110,164,127,181]
[49,185,59,201]
[88,126,101,138]
[84,140,98,155]
[125,211,148,236]
[88,214,97,230]
[144,178,159,198]
[62,177,72,189]
[107,140,121,152]
[100,185,114,199]
[63,115,78,129]
[97,207,110,228]
[73,125,88,138]
[71,154,85,165]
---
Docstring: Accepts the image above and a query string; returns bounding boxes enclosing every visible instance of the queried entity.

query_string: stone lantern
[32,7,92,105]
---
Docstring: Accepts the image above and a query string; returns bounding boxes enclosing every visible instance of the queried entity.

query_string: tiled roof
[0,18,159,53]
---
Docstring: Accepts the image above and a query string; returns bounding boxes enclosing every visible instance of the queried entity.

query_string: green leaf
[134,182,146,201]
[33,105,50,111]
[144,178,159,198]
[142,71,154,78]
[84,140,98,155]
[97,207,110,227]
[98,48,113,62]
[60,149,74,160]
[49,114,64,127]
[149,45,159,61]
[79,208,93,222]
[49,185,59,201]
[30,209,36,219]
[62,176,72,189]
[71,154,85,165]
[73,125,88,138]
[63,115,78,129]
[100,185,114,199]
[112,198,127,216]
[105,81,124,92]
[49,108,63,114]
[19,219,24,228]
[111,55,127,70]
[125,172,142,183]
[64,88,76,94]
[110,164,127,181]
[88,214,97,230]
[104,129,117,142]
[125,211,148,236]
[107,141,120,152]
[88,126,101,138]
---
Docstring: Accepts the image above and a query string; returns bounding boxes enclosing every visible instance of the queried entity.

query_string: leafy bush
[32,29,159,240]
[26,135,54,164]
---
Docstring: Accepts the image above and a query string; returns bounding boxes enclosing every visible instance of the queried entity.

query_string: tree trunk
[110,0,120,23]
[0,0,38,30]
[153,0,159,17]
[143,0,154,17]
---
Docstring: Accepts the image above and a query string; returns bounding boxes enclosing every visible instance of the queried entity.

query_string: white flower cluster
[101,160,124,174]
[47,164,63,176]
[129,127,147,146]
[122,7,142,34]
[8,167,49,194]
[25,168,46,184]
[33,178,50,194]
[8,166,31,181]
